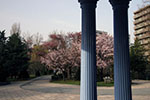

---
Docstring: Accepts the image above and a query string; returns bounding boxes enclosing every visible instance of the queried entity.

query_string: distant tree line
[1,23,150,82]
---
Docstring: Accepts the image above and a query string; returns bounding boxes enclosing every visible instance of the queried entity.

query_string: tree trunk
[67,68,71,80]
[100,68,103,81]
[62,71,65,81]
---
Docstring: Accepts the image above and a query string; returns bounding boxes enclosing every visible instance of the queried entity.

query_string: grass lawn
[51,80,114,87]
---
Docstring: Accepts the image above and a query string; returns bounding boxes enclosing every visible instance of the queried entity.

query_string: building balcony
[143,45,150,50]
[134,21,150,30]
[139,37,150,45]
[134,27,150,35]
[137,35,150,40]
[136,32,150,40]
[144,51,150,56]
[134,9,150,19]
[134,14,150,25]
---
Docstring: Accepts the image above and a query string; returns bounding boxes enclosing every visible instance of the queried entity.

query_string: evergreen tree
[0,30,8,82]
[6,33,29,79]
[145,41,150,80]
[130,38,148,79]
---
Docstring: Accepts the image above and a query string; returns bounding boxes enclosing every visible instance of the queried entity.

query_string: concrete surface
[0,75,150,100]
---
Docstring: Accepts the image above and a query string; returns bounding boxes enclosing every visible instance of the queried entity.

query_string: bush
[19,70,29,79]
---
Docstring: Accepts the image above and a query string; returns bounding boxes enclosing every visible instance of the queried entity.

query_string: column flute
[78,0,99,100]
[109,0,132,100]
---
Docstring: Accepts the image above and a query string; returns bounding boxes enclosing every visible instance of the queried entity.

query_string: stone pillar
[78,0,98,100]
[109,0,132,100]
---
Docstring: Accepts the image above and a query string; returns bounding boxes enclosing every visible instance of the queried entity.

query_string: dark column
[78,0,99,100]
[109,0,132,100]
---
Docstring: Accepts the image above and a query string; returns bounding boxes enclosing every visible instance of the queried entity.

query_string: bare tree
[23,33,33,49]
[22,32,43,48]
[10,23,21,35]
[34,33,43,46]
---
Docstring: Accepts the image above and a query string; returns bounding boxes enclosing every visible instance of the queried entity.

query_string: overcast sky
[0,0,145,43]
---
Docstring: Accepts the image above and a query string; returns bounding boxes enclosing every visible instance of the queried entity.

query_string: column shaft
[113,6,132,100]
[80,3,97,100]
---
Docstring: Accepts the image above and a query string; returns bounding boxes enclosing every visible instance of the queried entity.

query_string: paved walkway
[0,75,150,100]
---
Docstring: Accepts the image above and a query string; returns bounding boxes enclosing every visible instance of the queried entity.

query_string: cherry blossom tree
[42,34,66,50]
[96,33,114,68]
[96,33,114,81]
[41,32,81,80]
[41,32,113,81]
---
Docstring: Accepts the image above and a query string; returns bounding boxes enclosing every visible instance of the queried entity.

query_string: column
[109,0,132,100]
[78,0,99,100]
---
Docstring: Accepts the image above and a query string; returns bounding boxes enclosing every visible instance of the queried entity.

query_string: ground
[0,75,150,100]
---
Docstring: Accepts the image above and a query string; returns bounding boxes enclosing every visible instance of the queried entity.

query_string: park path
[0,75,150,100]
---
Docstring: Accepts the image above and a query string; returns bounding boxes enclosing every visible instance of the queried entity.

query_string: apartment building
[134,5,150,60]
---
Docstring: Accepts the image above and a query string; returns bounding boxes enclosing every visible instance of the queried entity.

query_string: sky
[0,0,145,43]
